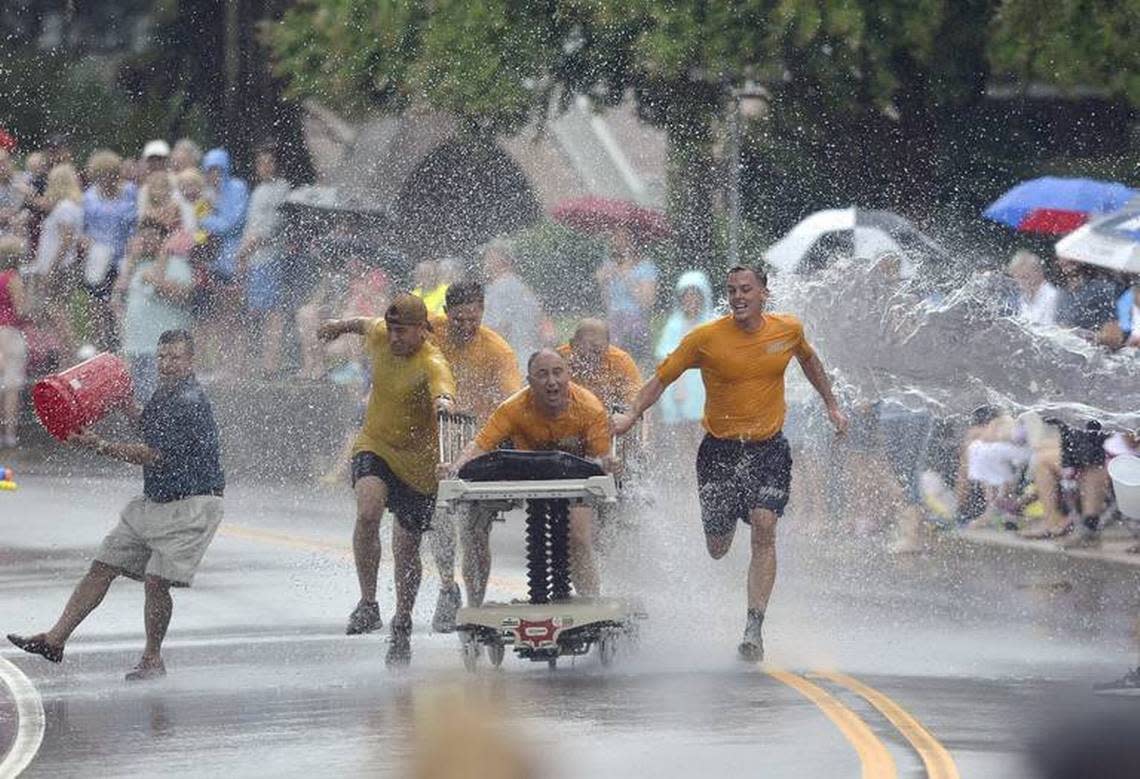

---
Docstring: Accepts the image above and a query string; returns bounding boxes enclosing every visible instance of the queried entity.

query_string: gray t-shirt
[122,256,194,356]
[241,179,290,267]
[483,272,542,372]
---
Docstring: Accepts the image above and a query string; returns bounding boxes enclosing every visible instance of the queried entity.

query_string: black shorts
[351,451,435,534]
[696,433,792,537]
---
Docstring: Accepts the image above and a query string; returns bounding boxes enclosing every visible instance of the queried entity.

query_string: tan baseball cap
[385,293,430,327]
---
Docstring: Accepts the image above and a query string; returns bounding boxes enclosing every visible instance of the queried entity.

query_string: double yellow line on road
[766,668,960,779]
[767,669,896,778]
[221,522,960,778]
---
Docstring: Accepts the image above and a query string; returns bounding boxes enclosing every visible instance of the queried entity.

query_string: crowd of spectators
[0,135,682,456]
[1006,248,1140,349]
[0,135,302,448]
[782,246,1139,555]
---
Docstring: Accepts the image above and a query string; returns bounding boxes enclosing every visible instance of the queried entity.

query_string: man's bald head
[570,318,610,366]
[572,318,609,344]
[527,348,565,375]
[527,349,571,416]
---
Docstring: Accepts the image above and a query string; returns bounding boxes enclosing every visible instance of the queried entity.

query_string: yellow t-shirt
[555,343,643,410]
[431,316,522,421]
[655,313,815,442]
[474,383,612,458]
[353,319,457,494]
[412,283,448,316]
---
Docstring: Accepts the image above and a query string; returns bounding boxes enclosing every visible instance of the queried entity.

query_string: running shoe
[345,600,382,635]
[386,617,412,668]
[737,613,764,663]
[431,583,462,633]
[1094,667,1140,696]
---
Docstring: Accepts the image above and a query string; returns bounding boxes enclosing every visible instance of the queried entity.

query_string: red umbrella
[550,196,672,243]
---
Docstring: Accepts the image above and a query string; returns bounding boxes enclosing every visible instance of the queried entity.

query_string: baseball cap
[142,139,171,159]
[385,293,430,327]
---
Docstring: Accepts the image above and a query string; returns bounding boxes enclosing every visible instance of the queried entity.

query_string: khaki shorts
[96,495,224,586]
[0,326,26,391]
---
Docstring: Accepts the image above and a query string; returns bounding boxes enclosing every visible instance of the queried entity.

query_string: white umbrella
[763,207,943,277]
[1054,210,1140,274]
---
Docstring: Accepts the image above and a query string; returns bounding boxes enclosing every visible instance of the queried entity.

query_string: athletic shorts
[696,433,792,537]
[96,495,224,587]
[351,451,435,534]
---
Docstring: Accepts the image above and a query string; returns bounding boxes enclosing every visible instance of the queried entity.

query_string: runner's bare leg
[353,477,388,602]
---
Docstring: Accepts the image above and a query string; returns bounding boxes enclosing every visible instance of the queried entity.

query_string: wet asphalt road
[2,473,1139,778]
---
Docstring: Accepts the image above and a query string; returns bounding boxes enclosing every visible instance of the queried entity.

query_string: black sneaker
[737,612,764,663]
[431,583,462,633]
[346,600,382,635]
[1094,667,1140,696]
[386,618,412,668]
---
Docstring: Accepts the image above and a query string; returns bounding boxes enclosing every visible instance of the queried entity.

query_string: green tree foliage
[282,1,1140,264]
[267,1,980,265]
[991,0,1140,105]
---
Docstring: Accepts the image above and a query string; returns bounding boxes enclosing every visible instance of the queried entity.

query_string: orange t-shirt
[431,316,522,421]
[655,313,815,442]
[555,343,642,410]
[474,383,612,458]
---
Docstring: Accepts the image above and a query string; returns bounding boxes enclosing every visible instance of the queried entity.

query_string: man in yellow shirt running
[428,280,521,631]
[318,294,455,667]
[445,349,616,607]
[613,264,848,663]
[555,318,642,410]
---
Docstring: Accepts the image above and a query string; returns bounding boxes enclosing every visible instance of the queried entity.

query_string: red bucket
[32,353,133,441]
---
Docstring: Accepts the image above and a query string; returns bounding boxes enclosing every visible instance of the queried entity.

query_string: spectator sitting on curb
[1055,257,1120,346]
[1104,429,1140,554]
[963,412,1031,530]
[1112,275,1139,349]
[1007,250,1059,326]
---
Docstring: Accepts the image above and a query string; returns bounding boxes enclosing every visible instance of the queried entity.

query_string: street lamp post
[726,84,767,266]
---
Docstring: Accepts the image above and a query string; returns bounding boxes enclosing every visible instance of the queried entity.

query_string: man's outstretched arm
[317,317,371,341]
[612,376,667,436]
[796,352,849,434]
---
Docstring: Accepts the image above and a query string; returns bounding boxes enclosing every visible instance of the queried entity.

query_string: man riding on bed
[443,348,618,606]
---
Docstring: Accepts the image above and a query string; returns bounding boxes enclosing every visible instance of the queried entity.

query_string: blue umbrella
[984,176,1136,234]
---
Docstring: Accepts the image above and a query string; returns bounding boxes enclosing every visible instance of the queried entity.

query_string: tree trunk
[666,106,716,276]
